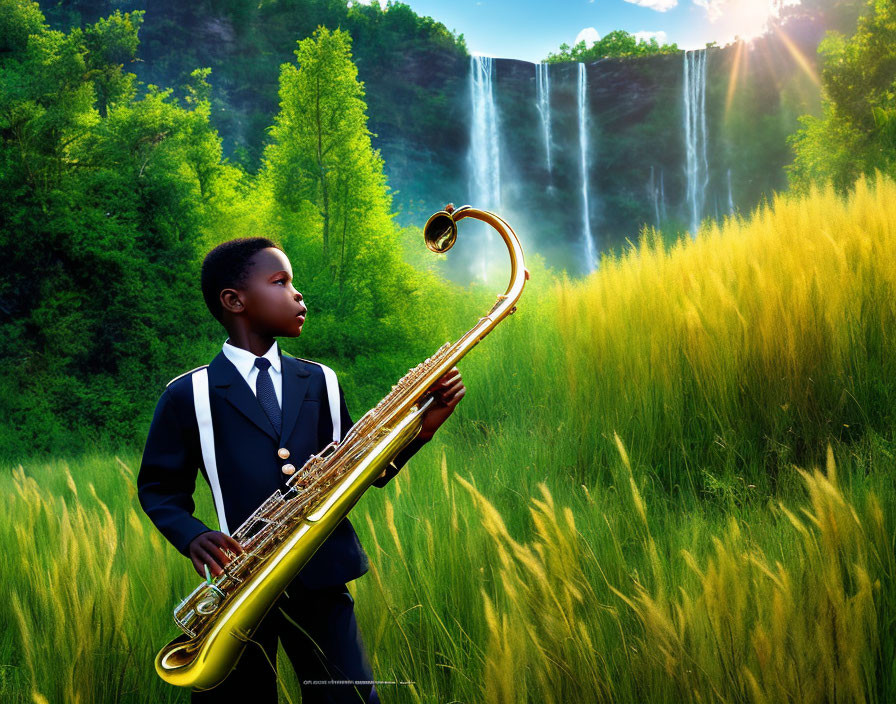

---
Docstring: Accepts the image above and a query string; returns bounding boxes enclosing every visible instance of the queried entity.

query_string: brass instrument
[154,205,528,690]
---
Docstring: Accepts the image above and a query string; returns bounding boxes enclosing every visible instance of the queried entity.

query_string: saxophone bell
[423,210,457,253]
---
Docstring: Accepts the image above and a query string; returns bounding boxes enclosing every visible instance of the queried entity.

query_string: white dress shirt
[221,338,283,409]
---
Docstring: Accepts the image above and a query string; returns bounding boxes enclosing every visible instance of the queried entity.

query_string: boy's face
[229,247,306,336]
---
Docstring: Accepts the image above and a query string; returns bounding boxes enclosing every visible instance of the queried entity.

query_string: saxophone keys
[195,584,226,615]
[196,596,218,615]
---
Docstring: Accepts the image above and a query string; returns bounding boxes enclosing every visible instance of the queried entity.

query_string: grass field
[1,175,894,703]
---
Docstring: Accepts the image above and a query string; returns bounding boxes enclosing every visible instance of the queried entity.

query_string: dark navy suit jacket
[137,346,419,589]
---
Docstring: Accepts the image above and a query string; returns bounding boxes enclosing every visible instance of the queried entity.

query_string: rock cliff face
[381,25,823,277]
[357,43,470,227]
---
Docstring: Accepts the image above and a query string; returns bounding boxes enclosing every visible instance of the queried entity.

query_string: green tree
[545,30,679,63]
[0,0,43,53]
[81,9,142,117]
[258,25,446,372]
[0,2,242,456]
[787,0,896,191]
[264,26,369,277]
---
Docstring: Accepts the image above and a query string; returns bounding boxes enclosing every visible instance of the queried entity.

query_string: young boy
[137,237,465,703]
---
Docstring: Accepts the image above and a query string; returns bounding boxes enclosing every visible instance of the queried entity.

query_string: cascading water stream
[660,168,667,222]
[468,55,502,282]
[650,166,668,227]
[578,62,597,272]
[727,168,735,214]
[535,62,554,181]
[683,49,710,237]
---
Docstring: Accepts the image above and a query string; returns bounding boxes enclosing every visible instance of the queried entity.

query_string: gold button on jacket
[277,447,290,459]
[281,463,296,475]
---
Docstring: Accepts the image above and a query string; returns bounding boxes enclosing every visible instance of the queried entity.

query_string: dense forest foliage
[0,1,466,460]
[38,0,469,171]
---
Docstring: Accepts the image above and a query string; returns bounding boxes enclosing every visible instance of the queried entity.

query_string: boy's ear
[220,288,244,315]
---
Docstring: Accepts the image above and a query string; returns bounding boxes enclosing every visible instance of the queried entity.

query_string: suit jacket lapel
[208,348,312,444]
[208,351,277,441]
[279,350,311,444]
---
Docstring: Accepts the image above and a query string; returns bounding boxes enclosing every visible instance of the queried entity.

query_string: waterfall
[660,168,668,222]
[683,49,710,237]
[468,55,502,281]
[577,62,597,272]
[650,166,668,227]
[727,168,735,214]
[535,62,553,180]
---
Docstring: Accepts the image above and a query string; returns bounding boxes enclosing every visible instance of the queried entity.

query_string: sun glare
[723,0,818,121]
[707,0,800,43]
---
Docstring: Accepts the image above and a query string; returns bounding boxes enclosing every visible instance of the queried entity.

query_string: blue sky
[353,0,799,63]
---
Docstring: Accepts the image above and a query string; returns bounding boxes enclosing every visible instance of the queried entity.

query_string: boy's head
[201,237,306,338]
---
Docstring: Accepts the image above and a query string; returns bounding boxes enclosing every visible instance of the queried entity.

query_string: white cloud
[624,0,678,11]
[574,27,601,48]
[692,0,723,21]
[633,30,669,44]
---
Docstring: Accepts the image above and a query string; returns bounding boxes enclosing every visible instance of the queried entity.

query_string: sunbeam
[772,23,821,87]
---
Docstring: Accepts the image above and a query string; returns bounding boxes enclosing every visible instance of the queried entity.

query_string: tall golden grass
[455,174,896,491]
[1,176,894,702]
[354,437,893,704]
[0,456,209,703]
[607,441,891,704]
[0,442,891,703]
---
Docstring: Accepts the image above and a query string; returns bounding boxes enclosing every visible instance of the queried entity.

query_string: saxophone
[154,205,528,690]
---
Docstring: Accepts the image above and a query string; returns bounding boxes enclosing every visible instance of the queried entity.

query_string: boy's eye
[275,279,286,285]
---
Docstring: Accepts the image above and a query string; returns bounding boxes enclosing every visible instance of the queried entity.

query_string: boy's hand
[189,531,244,578]
[419,366,466,441]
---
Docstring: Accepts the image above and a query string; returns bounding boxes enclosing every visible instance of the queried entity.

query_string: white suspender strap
[292,357,341,443]
[191,368,230,535]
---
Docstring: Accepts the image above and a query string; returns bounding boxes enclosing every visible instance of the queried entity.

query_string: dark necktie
[254,357,281,436]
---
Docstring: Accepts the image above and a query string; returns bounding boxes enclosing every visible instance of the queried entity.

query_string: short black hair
[201,237,280,322]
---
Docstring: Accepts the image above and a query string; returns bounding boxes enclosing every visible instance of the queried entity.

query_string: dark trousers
[190,580,380,704]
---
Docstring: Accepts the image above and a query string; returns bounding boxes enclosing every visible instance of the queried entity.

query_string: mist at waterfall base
[425,27,822,285]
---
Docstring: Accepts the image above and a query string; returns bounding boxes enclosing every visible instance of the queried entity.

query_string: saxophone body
[155,205,528,690]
